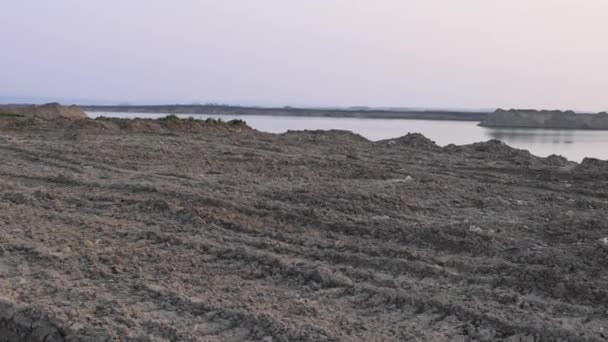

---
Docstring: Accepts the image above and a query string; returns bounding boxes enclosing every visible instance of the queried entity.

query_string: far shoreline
[82,104,490,122]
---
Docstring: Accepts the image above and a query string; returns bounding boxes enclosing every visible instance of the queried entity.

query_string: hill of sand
[0,103,87,120]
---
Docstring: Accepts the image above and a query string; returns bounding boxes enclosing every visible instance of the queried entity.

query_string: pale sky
[1,1,607,111]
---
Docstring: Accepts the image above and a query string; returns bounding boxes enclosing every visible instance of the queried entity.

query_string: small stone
[477,327,496,341]
[598,237,608,246]
[469,225,483,233]
[67,321,86,332]
[553,282,567,298]
[83,240,95,248]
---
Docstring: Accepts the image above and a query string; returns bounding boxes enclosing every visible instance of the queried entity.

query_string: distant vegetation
[159,114,181,122]
[157,114,247,127]
[83,104,491,121]
[94,116,113,121]
[204,117,222,125]
[0,112,24,119]
[93,114,248,128]
[227,119,247,126]
[204,117,248,127]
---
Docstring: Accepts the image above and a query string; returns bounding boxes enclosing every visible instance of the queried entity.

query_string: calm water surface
[87,112,608,162]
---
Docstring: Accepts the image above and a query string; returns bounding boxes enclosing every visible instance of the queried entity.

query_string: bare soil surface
[0,117,608,341]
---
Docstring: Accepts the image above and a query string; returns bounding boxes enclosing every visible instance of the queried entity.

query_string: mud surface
[0,118,608,341]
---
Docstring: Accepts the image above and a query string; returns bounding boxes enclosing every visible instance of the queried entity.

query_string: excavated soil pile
[0,117,607,341]
[0,103,88,121]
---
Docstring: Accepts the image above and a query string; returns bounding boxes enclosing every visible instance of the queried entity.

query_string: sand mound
[458,140,537,165]
[543,154,571,167]
[2,103,87,120]
[282,129,369,144]
[575,158,608,179]
[382,133,439,149]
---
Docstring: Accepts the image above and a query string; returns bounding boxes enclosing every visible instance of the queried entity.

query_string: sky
[1,1,607,111]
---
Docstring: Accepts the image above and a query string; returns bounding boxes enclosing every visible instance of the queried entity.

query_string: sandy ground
[0,117,608,341]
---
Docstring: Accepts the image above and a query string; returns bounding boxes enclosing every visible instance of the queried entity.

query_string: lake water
[87,112,608,162]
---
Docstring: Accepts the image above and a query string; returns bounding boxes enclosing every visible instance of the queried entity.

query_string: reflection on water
[488,129,575,145]
[87,112,608,162]
[481,128,608,162]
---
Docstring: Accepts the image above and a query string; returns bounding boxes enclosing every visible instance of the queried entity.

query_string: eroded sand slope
[0,118,607,341]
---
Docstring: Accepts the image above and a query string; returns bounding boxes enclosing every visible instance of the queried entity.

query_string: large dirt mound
[380,132,440,149]
[446,139,538,165]
[282,129,369,144]
[574,158,608,179]
[0,114,253,138]
[1,103,87,120]
[93,116,251,134]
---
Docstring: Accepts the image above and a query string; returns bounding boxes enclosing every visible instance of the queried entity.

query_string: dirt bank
[479,109,608,130]
[0,117,607,341]
[0,103,88,121]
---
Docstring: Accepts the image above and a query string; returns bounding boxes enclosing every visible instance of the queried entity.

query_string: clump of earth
[0,115,607,341]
